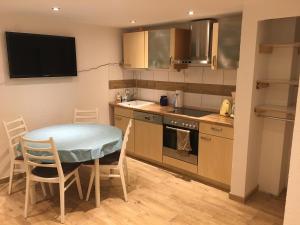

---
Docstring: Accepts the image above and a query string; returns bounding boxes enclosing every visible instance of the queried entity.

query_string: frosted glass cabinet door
[148,29,171,69]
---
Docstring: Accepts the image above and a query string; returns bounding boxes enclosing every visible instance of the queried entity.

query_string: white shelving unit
[256,41,299,122]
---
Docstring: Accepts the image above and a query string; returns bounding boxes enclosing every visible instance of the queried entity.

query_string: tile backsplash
[108,65,237,111]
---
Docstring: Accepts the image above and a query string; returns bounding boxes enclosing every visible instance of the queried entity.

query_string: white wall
[226,0,300,224]
[0,13,122,179]
[231,0,300,197]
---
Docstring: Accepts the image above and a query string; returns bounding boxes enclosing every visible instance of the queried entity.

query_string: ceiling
[0,0,244,28]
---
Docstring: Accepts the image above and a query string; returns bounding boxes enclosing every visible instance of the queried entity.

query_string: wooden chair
[85,119,132,202]
[3,116,40,195]
[73,108,99,124]
[21,137,83,223]
[3,116,27,195]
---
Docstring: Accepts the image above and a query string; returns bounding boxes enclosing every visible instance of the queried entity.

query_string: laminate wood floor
[0,157,285,225]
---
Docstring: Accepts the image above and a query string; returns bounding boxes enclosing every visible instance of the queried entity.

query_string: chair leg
[8,162,14,195]
[59,182,65,224]
[24,178,30,218]
[30,182,37,204]
[49,184,54,196]
[86,169,95,201]
[75,170,83,200]
[41,183,47,198]
[119,166,128,202]
[124,158,129,184]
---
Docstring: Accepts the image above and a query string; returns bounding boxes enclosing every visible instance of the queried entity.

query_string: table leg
[94,159,100,207]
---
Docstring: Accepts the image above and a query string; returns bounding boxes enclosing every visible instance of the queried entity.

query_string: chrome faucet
[122,89,133,102]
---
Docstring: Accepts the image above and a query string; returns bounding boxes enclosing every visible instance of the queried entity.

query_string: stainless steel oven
[163,116,199,165]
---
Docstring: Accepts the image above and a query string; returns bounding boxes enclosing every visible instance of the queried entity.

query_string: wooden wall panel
[109,79,236,96]
[109,79,136,89]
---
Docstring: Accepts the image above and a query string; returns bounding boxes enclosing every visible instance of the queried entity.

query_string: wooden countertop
[110,102,234,127]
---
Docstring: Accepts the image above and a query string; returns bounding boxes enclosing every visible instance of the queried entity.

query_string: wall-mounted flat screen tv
[5,32,77,78]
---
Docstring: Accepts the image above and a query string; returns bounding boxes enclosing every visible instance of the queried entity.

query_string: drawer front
[163,156,198,174]
[134,111,162,124]
[200,122,233,139]
[114,107,133,118]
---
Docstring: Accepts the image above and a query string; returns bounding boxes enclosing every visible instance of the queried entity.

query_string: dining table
[24,123,123,207]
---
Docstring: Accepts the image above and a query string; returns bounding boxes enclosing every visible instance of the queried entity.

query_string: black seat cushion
[32,163,81,178]
[83,150,120,166]
[15,155,24,161]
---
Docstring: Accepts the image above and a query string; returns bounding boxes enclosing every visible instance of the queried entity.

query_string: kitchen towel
[177,129,192,152]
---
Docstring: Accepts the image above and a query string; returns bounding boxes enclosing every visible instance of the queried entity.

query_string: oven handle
[166,126,191,133]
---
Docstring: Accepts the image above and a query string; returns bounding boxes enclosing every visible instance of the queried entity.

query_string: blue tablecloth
[24,124,122,163]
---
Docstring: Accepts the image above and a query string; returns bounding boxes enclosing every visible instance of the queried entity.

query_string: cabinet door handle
[211,127,222,132]
[212,55,217,70]
[200,136,211,141]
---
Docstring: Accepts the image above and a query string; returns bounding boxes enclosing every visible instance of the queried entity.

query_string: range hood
[189,19,215,66]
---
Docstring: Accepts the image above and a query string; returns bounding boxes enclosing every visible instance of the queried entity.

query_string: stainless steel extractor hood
[189,19,215,66]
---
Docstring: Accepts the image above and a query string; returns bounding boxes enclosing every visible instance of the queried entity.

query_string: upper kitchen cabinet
[123,31,148,69]
[148,28,190,69]
[211,14,242,70]
[123,28,190,69]
[148,29,170,69]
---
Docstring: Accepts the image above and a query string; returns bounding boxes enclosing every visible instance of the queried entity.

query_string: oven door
[163,125,199,165]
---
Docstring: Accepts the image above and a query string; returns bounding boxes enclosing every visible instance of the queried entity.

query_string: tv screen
[5,32,77,78]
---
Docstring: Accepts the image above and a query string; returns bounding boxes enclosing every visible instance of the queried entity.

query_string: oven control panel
[164,116,199,130]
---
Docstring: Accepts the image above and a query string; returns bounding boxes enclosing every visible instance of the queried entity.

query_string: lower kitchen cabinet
[134,120,163,162]
[114,115,135,153]
[198,133,233,186]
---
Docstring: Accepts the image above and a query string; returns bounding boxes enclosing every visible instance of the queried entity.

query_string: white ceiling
[0,0,244,28]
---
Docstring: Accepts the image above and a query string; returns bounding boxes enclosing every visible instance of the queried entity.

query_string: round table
[24,123,122,207]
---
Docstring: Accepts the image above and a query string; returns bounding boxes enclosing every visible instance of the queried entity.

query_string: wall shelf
[255,104,296,116]
[256,79,299,89]
[259,42,300,53]
[255,105,296,122]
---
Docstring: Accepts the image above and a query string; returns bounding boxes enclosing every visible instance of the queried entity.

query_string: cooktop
[170,108,212,117]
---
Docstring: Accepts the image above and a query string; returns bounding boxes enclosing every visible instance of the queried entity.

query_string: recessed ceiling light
[130,20,136,24]
[188,10,194,16]
[52,7,60,12]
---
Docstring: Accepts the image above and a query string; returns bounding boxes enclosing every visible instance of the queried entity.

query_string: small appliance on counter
[220,99,232,117]
[160,96,169,106]
[174,90,183,108]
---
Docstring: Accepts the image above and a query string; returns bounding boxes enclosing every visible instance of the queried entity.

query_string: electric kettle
[220,99,232,117]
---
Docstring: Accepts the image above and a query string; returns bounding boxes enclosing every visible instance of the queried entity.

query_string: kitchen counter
[109,102,234,128]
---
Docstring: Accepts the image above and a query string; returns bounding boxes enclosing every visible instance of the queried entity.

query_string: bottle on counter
[115,92,122,103]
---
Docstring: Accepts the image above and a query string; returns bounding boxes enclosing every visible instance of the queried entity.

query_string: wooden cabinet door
[134,120,163,162]
[114,115,134,153]
[123,31,148,69]
[170,28,191,61]
[198,134,233,185]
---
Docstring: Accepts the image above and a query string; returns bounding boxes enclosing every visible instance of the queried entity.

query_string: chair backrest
[3,116,28,160]
[118,119,133,167]
[73,108,99,124]
[20,137,64,178]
